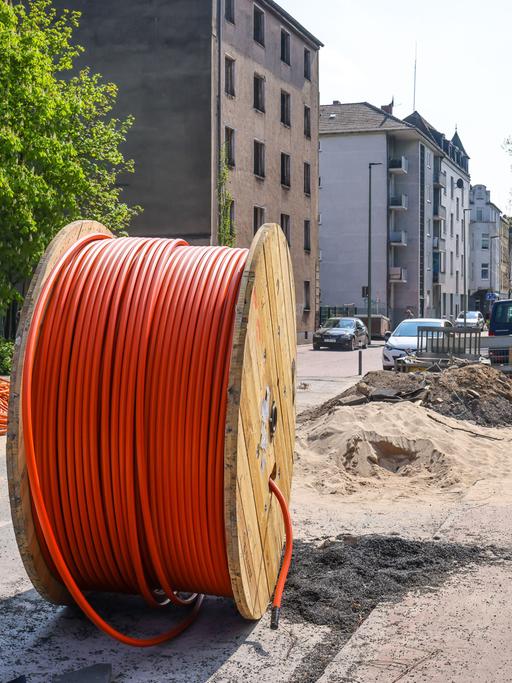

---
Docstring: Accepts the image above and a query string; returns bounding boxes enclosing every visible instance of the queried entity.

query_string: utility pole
[367,162,382,346]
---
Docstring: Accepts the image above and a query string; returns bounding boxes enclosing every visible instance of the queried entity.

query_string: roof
[259,0,323,48]
[452,131,468,156]
[320,102,413,135]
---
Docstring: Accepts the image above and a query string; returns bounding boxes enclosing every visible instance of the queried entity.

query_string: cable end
[270,606,280,630]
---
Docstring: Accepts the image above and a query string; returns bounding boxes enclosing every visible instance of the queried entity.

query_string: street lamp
[367,162,382,346]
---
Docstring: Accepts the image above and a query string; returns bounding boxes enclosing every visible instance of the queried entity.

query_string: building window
[304,220,311,251]
[280,213,290,245]
[450,176,454,198]
[456,234,459,257]
[481,263,489,279]
[254,74,265,112]
[477,208,483,221]
[280,90,291,126]
[304,48,311,80]
[426,184,432,202]
[304,162,311,195]
[254,140,265,177]
[253,5,265,45]
[281,153,291,187]
[304,105,311,138]
[450,251,454,275]
[304,281,311,311]
[482,233,489,249]
[225,127,235,167]
[225,56,235,96]
[280,29,290,64]
[253,205,265,234]
[450,213,454,237]
[456,197,460,220]
[225,0,235,23]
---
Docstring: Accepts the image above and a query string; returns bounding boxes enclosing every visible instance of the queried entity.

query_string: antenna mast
[413,42,417,110]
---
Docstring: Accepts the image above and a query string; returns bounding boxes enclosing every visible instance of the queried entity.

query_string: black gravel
[286,534,510,682]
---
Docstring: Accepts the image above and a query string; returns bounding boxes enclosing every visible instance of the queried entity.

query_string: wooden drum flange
[7,221,296,620]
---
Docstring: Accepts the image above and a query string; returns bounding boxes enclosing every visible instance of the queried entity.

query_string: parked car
[382,318,453,370]
[454,311,484,330]
[313,317,369,350]
[489,300,512,336]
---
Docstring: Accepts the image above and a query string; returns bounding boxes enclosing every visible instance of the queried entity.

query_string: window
[456,197,460,220]
[253,206,265,234]
[477,208,483,221]
[304,48,311,80]
[450,176,454,198]
[281,153,291,187]
[280,213,290,245]
[254,74,265,112]
[304,162,311,195]
[450,251,454,275]
[225,0,235,23]
[456,234,459,257]
[254,140,265,177]
[450,213,454,237]
[304,281,311,311]
[482,233,489,249]
[426,150,432,168]
[225,127,235,167]
[280,90,291,126]
[304,220,311,251]
[304,105,311,138]
[225,56,235,96]
[281,29,290,64]
[481,263,489,279]
[253,6,265,45]
[426,184,432,202]
[450,293,454,316]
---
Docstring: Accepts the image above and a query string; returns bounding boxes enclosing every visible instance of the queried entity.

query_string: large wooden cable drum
[7,220,296,636]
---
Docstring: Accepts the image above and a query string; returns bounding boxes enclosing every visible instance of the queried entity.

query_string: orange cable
[21,234,293,646]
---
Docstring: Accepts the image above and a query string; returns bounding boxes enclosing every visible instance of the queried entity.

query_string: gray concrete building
[469,184,510,312]
[52,0,322,342]
[319,102,470,326]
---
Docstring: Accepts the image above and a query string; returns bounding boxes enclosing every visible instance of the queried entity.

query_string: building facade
[319,102,470,326]
[52,0,322,342]
[469,184,510,312]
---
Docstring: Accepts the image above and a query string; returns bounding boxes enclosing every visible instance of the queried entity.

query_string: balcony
[389,267,407,283]
[389,156,409,174]
[433,203,446,221]
[434,169,447,188]
[389,194,408,210]
[390,230,407,247]
[433,271,446,285]
[433,235,445,251]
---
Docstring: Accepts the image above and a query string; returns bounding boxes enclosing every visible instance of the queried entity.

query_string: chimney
[332,100,341,105]
[381,98,394,115]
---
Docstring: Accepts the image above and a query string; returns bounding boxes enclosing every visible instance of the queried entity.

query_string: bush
[0,338,14,375]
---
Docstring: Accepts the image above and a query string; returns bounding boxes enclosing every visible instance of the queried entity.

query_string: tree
[0,0,141,311]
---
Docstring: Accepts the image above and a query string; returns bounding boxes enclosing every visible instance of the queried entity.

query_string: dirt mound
[300,364,512,428]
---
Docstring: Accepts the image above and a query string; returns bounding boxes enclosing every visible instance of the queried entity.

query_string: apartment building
[469,185,510,311]
[319,102,470,326]
[52,0,322,342]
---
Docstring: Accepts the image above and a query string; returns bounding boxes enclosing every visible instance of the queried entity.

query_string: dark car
[313,317,369,350]
[489,300,512,336]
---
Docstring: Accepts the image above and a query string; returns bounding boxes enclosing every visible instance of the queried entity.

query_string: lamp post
[367,162,382,346]
[462,208,471,331]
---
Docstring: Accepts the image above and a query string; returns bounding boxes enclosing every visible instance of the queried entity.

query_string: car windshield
[393,321,443,337]
[323,318,355,329]
[458,312,477,319]
[494,303,512,324]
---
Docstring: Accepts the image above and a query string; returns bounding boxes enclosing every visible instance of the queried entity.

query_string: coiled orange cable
[21,234,292,646]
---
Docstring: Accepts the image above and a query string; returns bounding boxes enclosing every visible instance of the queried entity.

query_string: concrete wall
[218,1,320,341]
[319,133,388,314]
[52,0,215,242]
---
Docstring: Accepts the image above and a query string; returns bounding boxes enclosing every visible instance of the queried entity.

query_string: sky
[278,0,512,212]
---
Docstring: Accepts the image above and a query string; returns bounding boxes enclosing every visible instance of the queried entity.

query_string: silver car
[382,318,453,370]
[454,311,485,330]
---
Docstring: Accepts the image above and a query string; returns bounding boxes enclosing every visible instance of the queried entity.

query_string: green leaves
[0,0,141,310]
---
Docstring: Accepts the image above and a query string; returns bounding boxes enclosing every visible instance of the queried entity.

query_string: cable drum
[7,220,296,645]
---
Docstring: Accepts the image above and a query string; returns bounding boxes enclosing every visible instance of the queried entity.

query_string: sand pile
[295,401,512,500]
[300,364,512,428]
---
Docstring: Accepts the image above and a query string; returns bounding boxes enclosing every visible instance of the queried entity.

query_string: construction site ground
[1,344,512,682]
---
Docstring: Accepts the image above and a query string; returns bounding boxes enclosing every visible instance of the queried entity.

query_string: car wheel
[313,342,321,350]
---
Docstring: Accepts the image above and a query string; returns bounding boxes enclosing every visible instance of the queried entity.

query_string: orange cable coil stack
[6,220,296,645]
